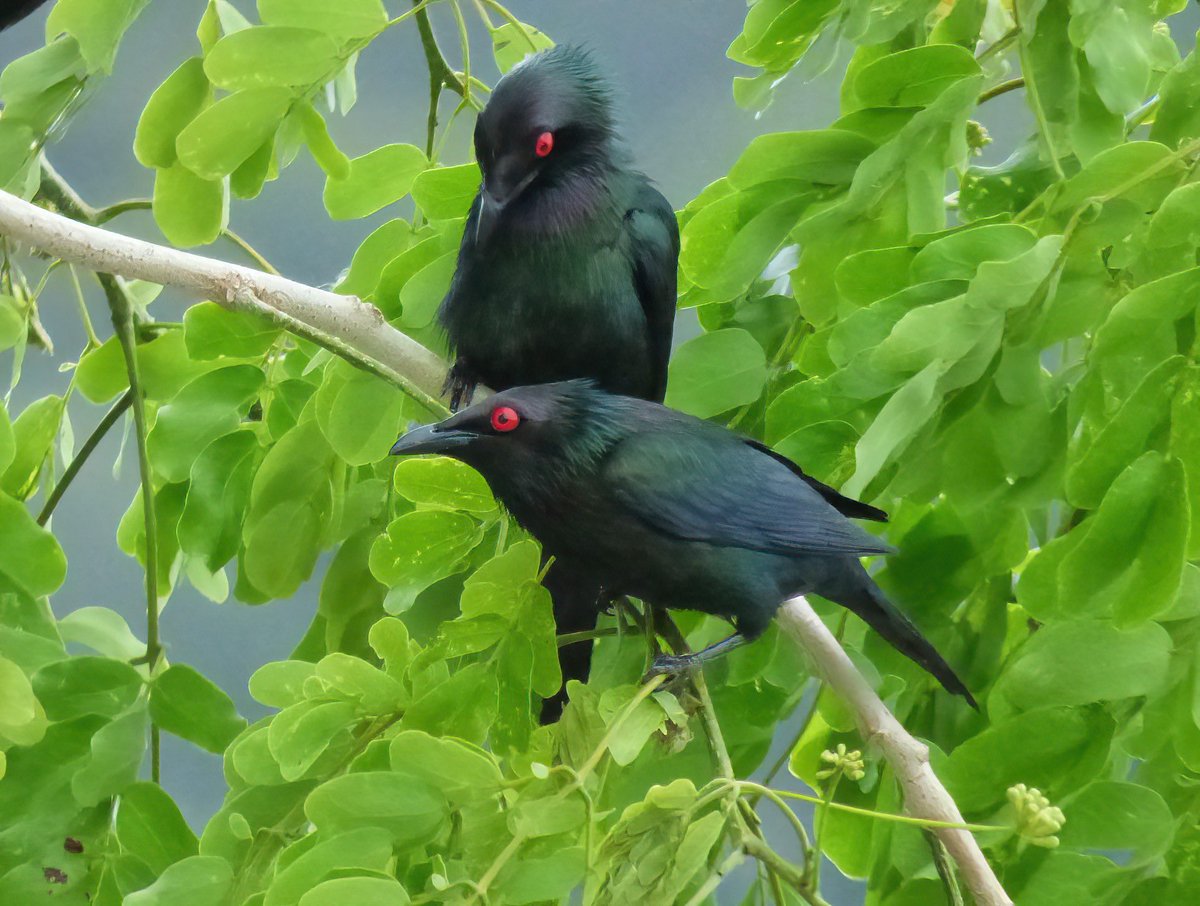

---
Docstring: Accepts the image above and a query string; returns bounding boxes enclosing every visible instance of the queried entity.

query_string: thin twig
[926,829,966,906]
[975,26,1019,63]
[37,390,133,526]
[103,273,161,783]
[978,77,1024,105]
[1011,6,1065,180]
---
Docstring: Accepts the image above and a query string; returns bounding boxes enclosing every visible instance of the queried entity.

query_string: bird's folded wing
[626,186,680,403]
[603,430,895,557]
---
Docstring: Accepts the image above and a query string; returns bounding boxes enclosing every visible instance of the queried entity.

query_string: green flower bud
[1007,783,1065,848]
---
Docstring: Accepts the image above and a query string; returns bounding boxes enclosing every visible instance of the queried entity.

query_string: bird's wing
[743,439,888,522]
[603,428,894,557]
[625,183,679,402]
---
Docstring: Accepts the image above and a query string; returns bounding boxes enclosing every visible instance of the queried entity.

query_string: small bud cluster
[816,743,865,782]
[967,119,992,155]
[1007,783,1065,848]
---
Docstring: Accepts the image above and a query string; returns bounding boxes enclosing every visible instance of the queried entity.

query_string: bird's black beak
[475,189,506,245]
[389,422,477,457]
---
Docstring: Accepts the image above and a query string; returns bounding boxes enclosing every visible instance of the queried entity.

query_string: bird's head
[390,380,625,484]
[472,45,615,241]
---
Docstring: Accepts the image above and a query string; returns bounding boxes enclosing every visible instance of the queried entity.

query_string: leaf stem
[756,784,1006,832]
[102,273,161,783]
[66,264,100,348]
[92,198,280,275]
[477,0,538,51]
[37,389,133,526]
[975,26,1019,63]
[978,77,1024,105]
[927,829,966,906]
[1011,7,1065,180]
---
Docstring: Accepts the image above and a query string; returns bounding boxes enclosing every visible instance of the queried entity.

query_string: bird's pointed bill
[389,422,475,456]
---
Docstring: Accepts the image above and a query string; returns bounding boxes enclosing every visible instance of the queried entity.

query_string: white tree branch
[777,598,1011,906]
[0,185,1009,904]
[0,187,450,411]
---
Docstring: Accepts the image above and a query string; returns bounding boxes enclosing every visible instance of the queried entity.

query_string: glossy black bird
[438,45,679,721]
[0,0,47,32]
[438,44,678,410]
[391,382,977,707]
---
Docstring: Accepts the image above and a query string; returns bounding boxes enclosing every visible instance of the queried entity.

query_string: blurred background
[3,2,1195,902]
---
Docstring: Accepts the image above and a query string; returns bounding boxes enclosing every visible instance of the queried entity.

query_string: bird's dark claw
[443,360,478,413]
[643,653,698,681]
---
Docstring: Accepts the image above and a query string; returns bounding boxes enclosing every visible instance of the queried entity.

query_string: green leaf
[134,57,210,168]
[369,510,484,612]
[910,223,1039,282]
[151,664,247,753]
[397,250,457,329]
[183,301,280,360]
[851,44,981,109]
[71,704,148,805]
[411,163,481,219]
[844,361,946,498]
[124,855,233,906]
[0,295,23,353]
[323,144,427,220]
[296,99,350,179]
[147,365,264,483]
[243,420,335,598]
[304,772,449,844]
[992,620,1171,713]
[0,406,11,475]
[177,87,294,180]
[511,795,587,838]
[490,22,554,73]
[942,707,1114,813]
[116,781,199,874]
[314,360,406,466]
[204,27,340,90]
[402,662,498,743]
[1,394,63,499]
[46,0,150,73]
[249,660,317,708]
[495,846,586,905]
[263,828,393,906]
[334,219,412,297]
[0,36,83,103]
[152,162,228,247]
[1056,454,1189,624]
[597,685,667,766]
[728,129,875,188]
[0,493,67,598]
[33,656,143,720]
[387,730,503,803]
[58,606,144,660]
[268,700,356,781]
[664,328,767,418]
[178,428,259,572]
[1067,357,1186,508]
[315,653,405,714]
[298,877,410,906]
[258,0,388,38]
[0,654,46,747]
[392,456,495,513]
[1058,781,1173,866]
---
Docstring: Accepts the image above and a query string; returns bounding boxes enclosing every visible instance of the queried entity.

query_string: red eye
[534,131,554,157]
[490,405,520,432]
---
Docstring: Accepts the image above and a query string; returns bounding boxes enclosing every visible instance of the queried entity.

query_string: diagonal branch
[3,185,451,413]
[0,184,1008,905]
[776,598,1011,906]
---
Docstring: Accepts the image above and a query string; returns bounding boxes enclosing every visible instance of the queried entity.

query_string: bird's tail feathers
[842,579,978,709]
